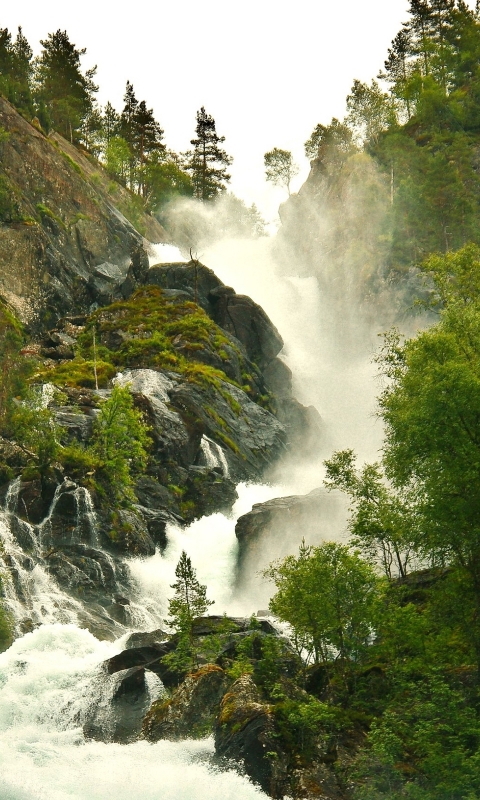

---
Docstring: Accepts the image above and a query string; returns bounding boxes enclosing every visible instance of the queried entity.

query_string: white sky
[3,1,477,220]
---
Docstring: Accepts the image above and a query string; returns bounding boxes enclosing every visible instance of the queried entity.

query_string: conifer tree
[379,28,413,118]
[133,100,165,196]
[102,101,120,147]
[35,30,98,141]
[120,81,138,189]
[164,551,214,673]
[0,27,33,114]
[185,107,232,200]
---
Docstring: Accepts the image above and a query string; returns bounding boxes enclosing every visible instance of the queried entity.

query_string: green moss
[36,203,65,229]
[216,431,241,455]
[69,212,90,227]
[74,287,244,395]
[41,357,116,389]
[62,152,83,175]
[204,406,229,431]
[0,598,13,653]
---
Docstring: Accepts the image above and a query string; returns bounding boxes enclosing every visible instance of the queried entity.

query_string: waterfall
[199,435,230,477]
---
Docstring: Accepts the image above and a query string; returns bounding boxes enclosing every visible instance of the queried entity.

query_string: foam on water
[129,482,281,620]
[0,625,266,800]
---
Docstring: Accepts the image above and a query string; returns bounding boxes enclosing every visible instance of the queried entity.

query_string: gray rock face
[235,488,347,605]
[147,261,284,369]
[0,97,167,326]
[143,664,230,741]
[116,367,286,483]
[83,666,158,744]
[215,674,288,798]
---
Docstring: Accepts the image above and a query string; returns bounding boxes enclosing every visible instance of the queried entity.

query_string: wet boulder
[214,674,289,798]
[143,664,230,741]
[101,508,156,557]
[83,665,159,744]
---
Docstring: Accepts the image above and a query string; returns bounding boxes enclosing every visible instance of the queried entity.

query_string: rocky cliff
[0,96,167,326]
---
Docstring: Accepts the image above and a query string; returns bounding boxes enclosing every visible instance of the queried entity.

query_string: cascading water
[0,483,276,799]
[0,625,266,800]
[0,228,397,797]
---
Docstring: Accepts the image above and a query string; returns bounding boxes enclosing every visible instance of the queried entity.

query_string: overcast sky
[3,1,477,219]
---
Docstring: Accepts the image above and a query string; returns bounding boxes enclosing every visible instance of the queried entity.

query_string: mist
[146,171,430,612]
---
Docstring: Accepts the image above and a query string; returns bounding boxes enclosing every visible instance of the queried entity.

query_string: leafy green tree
[184,107,232,201]
[354,673,480,799]
[104,135,130,184]
[143,151,193,209]
[264,147,299,196]
[35,29,98,142]
[304,118,355,164]
[0,304,34,436]
[163,550,214,674]
[92,384,150,500]
[265,541,378,674]
[11,386,63,478]
[346,79,397,146]
[324,449,415,579]
[377,244,480,670]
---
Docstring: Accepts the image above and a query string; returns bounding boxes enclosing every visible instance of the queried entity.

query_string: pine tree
[0,27,33,114]
[120,80,138,188]
[133,100,165,196]
[185,107,232,200]
[409,0,434,76]
[102,101,120,147]
[164,551,214,674]
[379,28,413,118]
[35,30,98,141]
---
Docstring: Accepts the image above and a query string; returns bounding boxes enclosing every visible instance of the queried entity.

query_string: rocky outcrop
[0,97,167,324]
[148,261,284,369]
[235,488,347,605]
[83,665,157,744]
[143,664,229,741]
[215,674,289,798]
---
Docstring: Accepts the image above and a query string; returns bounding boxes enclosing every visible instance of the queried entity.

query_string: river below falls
[0,484,286,800]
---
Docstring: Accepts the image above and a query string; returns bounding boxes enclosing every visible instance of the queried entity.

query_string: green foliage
[324,449,415,579]
[0,587,13,653]
[162,550,213,676]
[264,147,299,196]
[42,357,115,389]
[304,117,355,163]
[274,696,344,759]
[73,286,244,395]
[0,27,34,115]
[183,107,232,201]
[35,29,98,143]
[0,301,34,435]
[0,173,21,224]
[11,386,63,476]
[91,384,150,501]
[354,674,480,800]
[265,540,379,673]
[376,246,480,665]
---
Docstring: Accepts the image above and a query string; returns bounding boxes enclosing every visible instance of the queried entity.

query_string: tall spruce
[133,100,165,196]
[185,107,232,200]
[0,27,33,114]
[35,30,98,141]
[120,81,138,189]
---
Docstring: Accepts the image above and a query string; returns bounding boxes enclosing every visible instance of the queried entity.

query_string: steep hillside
[0,97,167,326]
